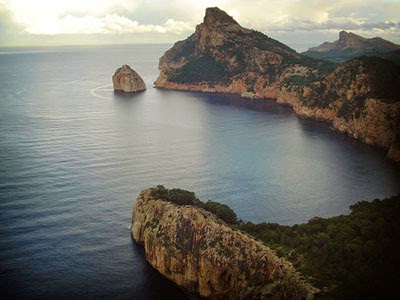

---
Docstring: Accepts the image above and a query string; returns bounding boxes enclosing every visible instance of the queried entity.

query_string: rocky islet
[112,64,146,93]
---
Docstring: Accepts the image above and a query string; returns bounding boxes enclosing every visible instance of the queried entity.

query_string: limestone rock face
[131,189,316,300]
[112,64,146,93]
[154,7,400,162]
[155,7,314,92]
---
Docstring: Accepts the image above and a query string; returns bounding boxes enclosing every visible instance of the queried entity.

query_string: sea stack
[112,64,146,93]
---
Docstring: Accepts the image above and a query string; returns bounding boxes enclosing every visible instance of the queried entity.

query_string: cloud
[258,18,400,33]
[2,0,192,35]
[1,0,399,48]
[21,13,192,35]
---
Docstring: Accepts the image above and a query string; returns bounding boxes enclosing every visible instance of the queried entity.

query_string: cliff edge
[131,187,316,300]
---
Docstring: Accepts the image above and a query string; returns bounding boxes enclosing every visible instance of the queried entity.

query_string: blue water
[0,44,399,299]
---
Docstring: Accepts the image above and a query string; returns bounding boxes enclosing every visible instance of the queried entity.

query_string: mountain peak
[204,7,239,27]
[339,30,351,40]
[338,31,365,45]
[339,30,357,38]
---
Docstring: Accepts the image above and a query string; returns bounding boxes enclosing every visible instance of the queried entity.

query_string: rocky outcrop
[131,188,316,300]
[154,7,400,163]
[112,64,146,93]
[155,7,331,95]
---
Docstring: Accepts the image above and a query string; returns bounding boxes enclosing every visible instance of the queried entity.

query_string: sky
[1,0,399,51]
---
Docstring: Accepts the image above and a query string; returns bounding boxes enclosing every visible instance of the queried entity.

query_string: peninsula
[131,186,400,300]
[131,186,316,300]
[155,7,400,163]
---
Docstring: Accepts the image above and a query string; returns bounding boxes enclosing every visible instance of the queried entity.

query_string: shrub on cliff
[168,55,228,83]
[150,186,237,224]
[199,200,237,224]
[150,185,198,205]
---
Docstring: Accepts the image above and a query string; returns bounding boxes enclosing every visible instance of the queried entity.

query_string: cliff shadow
[202,93,295,115]
[129,240,191,300]
[154,88,295,116]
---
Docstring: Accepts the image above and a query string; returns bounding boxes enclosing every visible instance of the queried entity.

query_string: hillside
[294,56,400,160]
[303,31,400,64]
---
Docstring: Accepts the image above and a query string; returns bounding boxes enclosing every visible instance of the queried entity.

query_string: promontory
[131,186,316,300]
[112,64,146,93]
[155,7,400,163]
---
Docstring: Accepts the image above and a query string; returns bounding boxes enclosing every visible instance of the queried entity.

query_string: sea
[0,44,399,299]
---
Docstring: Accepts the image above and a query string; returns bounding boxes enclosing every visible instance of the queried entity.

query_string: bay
[0,44,399,299]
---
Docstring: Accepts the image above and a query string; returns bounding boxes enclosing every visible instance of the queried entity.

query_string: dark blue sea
[0,44,399,299]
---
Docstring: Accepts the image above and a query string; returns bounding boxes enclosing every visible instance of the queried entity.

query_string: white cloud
[22,13,192,35]
[2,0,192,35]
[1,0,399,47]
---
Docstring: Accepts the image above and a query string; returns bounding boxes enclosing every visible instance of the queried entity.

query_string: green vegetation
[283,74,320,87]
[354,56,400,103]
[251,30,295,54]
[239,194,400,300]
[302,48,367,64]
[200,200,238,225]
[337,98,366,120]
[168,55,228,83]
[150,185,198,205]
[170,39,195,62]
[299,56,400,111]
[303,48,400,66]
[150,185,238,224]
[297,81,339,109]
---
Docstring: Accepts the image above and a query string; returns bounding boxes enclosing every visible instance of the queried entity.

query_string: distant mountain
[303,31,400,63]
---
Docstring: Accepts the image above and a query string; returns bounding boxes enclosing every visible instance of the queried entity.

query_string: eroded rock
[112,64,146,93]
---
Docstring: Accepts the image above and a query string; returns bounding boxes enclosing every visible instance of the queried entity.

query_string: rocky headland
[112,64,146,93]
[154,7,400,163]
[131,187,316,300]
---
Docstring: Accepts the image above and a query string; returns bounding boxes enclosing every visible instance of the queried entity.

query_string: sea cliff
[155,7,400,163]
[131,188,316,300]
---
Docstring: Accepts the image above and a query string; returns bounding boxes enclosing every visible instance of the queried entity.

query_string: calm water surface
[0,44,399,299]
